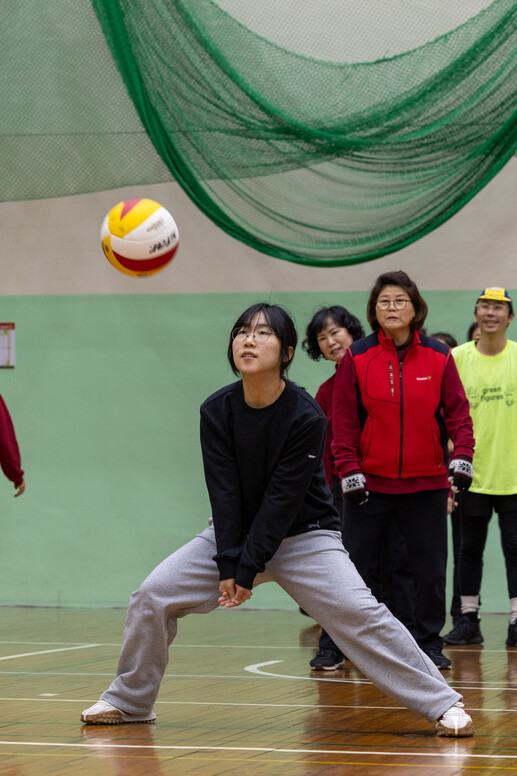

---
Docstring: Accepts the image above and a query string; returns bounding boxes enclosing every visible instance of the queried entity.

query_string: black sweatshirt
[200,380,339,589]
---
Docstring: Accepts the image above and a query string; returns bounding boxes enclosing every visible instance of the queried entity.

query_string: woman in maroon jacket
[0,394,25,497]
[302,305,364,670]
[332,271,474,670]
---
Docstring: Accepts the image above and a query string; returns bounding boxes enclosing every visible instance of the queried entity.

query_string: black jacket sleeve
[200,408,245,580]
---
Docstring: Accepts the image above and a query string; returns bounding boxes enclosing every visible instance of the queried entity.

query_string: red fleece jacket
[331,330,474,494]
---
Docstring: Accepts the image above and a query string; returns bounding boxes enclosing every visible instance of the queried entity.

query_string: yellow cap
[477,287,513,312]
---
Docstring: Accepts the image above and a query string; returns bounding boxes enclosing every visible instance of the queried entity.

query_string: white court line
[0,641,103,646]
[244,660,517,693]
[3,652,517,693]
[0,740,515,761]
[0,641,310,650]
[0,672,115,677]
[0,696,404,711]
[0,696,401,709]
[245,660,371,684]
[1,696,516,714]
[0,639,513,655]
[3,668,517,693]
[0,670,389,685]
[0,645,101,661]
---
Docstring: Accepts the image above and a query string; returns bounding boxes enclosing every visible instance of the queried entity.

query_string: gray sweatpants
[102,525,460,722]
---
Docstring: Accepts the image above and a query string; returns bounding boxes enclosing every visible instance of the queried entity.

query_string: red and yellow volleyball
[101,198,179,277]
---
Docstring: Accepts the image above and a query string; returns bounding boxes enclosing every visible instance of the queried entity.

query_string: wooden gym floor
[0,607,516,775]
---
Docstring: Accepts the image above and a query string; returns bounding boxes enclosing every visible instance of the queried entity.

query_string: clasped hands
[218,579,252,608]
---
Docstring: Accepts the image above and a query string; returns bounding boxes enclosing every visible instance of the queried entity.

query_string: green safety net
[2,0,517,266]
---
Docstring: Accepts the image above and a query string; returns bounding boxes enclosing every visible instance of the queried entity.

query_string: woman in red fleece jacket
[332,270,474,671]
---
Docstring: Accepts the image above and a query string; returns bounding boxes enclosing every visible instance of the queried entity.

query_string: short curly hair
[302,306,365,361]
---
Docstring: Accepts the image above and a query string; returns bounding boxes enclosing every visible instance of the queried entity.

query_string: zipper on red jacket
[389,363,394,396]
[398,360,404,477]
[394,340,417,477]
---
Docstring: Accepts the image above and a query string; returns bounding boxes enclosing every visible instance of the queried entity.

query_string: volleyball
[101,199,179,277]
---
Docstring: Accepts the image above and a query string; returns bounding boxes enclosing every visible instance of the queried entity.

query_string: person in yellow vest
[443,288,517,647]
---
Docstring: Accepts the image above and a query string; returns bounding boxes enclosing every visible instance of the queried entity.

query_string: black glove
[448,458,473,493]
[341,472,369,505]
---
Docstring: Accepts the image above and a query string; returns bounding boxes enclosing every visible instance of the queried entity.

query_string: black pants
[342,489,448,652]
[458,491,517,599]
[318,481,416,653]
[450,507,462,620]
[319,477,346,653]
[376,523,416,632]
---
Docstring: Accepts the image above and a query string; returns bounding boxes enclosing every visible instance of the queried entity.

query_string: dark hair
[467,321,480,342]
[227,303,297,377]
[366,270,428,333]
[430,332,458,349]
[302,306,365,361]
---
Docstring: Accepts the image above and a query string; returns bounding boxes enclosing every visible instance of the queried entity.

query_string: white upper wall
[0,156,515,295]
[219,0,494,60]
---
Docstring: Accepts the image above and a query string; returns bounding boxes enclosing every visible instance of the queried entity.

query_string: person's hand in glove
[448,457,473,493]
[342,472,369,505]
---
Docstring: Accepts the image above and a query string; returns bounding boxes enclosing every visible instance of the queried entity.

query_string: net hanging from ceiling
[3,0,517,265]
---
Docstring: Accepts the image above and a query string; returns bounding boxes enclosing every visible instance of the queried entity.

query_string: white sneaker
[436,702,474,737]
[81,699,156,725]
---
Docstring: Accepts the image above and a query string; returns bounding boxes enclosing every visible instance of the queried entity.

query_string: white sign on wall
[0,323,15,368]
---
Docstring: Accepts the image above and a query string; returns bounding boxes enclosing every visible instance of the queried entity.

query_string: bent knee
[129,577,219,618]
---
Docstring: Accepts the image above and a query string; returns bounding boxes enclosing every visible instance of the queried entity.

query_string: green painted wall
[0,290,513,611]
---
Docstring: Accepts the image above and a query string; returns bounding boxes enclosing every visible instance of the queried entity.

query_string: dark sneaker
[506,622,517,647]
[309,649,345,671]
[424,647,452,670]
[443,612,484,645]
